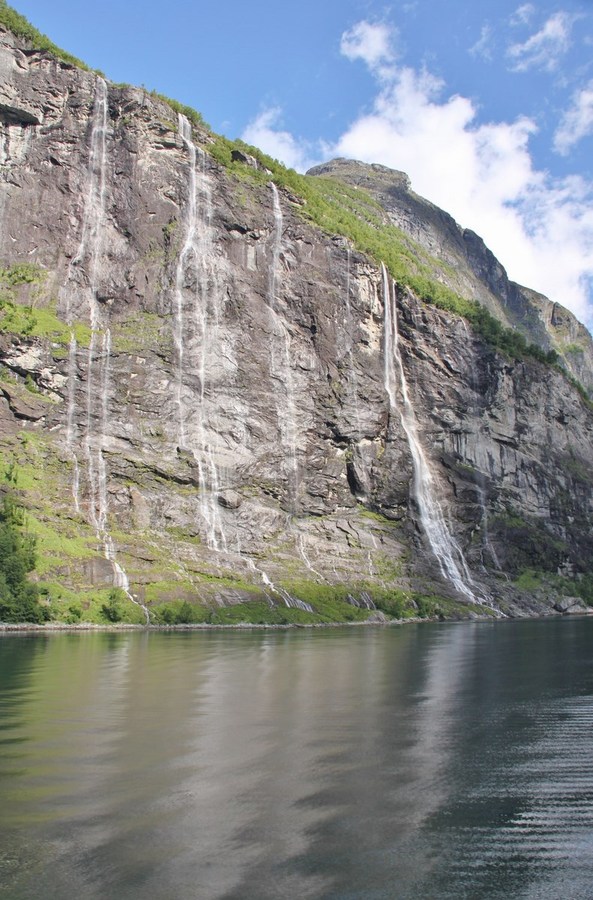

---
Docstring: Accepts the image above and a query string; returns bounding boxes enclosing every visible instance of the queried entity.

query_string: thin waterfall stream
[382,264,483,605]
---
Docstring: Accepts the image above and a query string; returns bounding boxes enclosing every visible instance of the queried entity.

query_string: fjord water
[2,620,593,899]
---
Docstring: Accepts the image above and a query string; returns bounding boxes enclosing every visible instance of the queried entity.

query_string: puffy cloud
[241,108,318,173]
[554,80,593,155]
[507,11,575,72]
[339,21,394,71]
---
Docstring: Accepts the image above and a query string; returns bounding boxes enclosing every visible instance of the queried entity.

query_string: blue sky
[14,0,593,328]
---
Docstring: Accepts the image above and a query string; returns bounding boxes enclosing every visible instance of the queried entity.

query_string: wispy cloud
[469,24,494,61]
[510,4,535,27]
[554,80,593,154]
[507,11,575,73]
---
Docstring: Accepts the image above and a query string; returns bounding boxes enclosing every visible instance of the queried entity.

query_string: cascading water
[172,115,196,448]
[65,334,80,513]
[174,114,227,551]
[382,264,478,603]
[267,182,300,506]
[343,247,362,432]
[62,78,142,614]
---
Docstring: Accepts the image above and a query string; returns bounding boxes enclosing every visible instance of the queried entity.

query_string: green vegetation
[0,263,44,287]
[148,91,207,130]
[0,262,46,332]
[110,312,168,354]
[0,463,49,623]
[0,263,91,345]
[515,568,593,607]
[0,2,90,69]
[151,600,211,625]
[565,372,593,410]
[150,584,432,626]
[100,589,127,623]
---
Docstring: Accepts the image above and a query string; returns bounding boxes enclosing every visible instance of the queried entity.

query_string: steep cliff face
[1,24,592,623]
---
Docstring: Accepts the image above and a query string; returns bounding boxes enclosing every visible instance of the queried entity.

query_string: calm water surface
[1,618,593,899]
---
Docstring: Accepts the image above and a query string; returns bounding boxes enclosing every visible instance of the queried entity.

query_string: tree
[0,465,48,623]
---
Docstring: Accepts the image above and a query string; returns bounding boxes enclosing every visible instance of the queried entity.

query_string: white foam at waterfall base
[382,264,481,605]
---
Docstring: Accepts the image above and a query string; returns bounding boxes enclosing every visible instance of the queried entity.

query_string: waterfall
[175,114,227,551]
[269,182,283,306]
[344,246,362,433]
[172,114,196,447]
[65,333,80,512]
[382,264,478,603]
[267,183,300,507]
[62,77,138,607]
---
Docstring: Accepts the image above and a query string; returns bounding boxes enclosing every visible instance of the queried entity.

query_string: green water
[1,619,593,899]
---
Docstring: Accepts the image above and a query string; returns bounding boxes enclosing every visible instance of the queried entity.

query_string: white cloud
[340,21,395,73]
[241,108,319,173]
[554,80,593,154]
[507,11,575,72]
[239,22,593,328]
[510,4,535,27]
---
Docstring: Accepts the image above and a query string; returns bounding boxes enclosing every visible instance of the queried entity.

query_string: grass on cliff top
[0,2,90,69]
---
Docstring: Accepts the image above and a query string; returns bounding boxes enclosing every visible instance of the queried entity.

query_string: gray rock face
[0,26,592,618]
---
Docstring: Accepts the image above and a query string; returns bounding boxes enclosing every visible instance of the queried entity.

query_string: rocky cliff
[1,20,592,624]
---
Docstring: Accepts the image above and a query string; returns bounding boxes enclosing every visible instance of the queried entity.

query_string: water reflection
[1,620,593,899]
